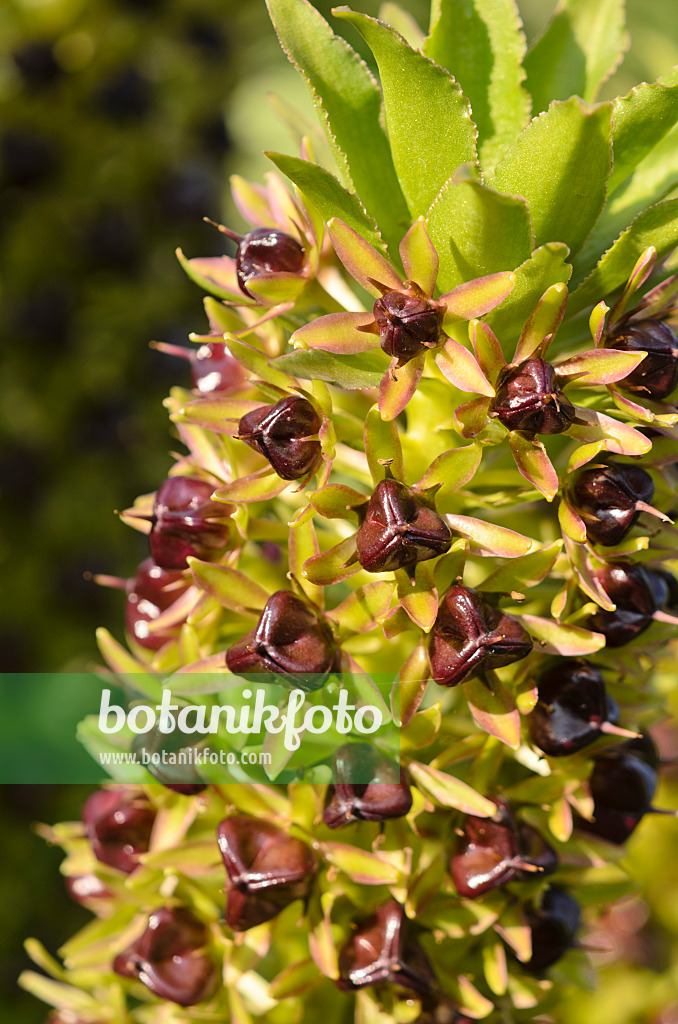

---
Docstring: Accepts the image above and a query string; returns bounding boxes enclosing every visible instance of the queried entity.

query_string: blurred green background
[1,0,677,1021]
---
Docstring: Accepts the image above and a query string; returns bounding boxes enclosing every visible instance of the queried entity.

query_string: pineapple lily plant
[20,0,678,1021]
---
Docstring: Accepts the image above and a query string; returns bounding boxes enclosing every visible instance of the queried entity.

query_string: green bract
[21,2,678,1023]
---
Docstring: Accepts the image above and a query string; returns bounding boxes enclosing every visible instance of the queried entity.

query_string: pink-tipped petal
[439,271,515,323]
[399,218,439,296]
[435,338,495,396]
[513,282,568,363]
[328,218,403,297]
[292,312,378,354]
[378,352,426,420]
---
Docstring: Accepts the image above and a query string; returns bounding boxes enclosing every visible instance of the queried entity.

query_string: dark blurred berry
[1,129,58,188]
[492,358,575,434]
[588,563,668,647]
[65,873,112,910]
[113,906,216,1005]
[323,743,412,828]
[185,17,228,59]
[529,660,615,756]
[12,41,61,89]
[524,889,580,972]
[577,751,658,844]
[96,66,152,120]
[336,899,434,993]
[158,163,218,222]
[83,206,140,272]
[125,556,189,650]
[429,585,532,687]
[82,788,155,873]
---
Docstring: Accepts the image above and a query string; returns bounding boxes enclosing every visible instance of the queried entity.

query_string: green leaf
[379,2,425,48]
[334,7,477,218]
[524,0,628,114]
[608,72,678,195]
[445,514,533,557]
[575,126,678,283]
[396,561,439,632]
[490,97,612,257]
[393,642,430,726]
[556,347,646,385]
[188,559,269,614]
[484,243,572,351]
[95,628,162,701]
[463,675,521,749]
[214,468,290,503]
[479,540,563,593]
[267,153,388,255]
[327,581,394,637]
[425,0,531,173]
[569,198,678,314]
[265,0,408,251]
[408,761,497,815]
[427,168,533,291]
[415,445,483,499]
[308,483,367,519]
[321,843,402,884]
[302,536,360,586]
[270,959,322,999]
[519,614,606,655]
[227,336,297,390]
[509,432,559,501]
[272,348,388,389]
[435,338,495,396]
[365,406,405,481]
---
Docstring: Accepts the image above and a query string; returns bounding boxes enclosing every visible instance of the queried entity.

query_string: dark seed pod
[113,906,216,1006]
[577,751,658,845]
[323,743,413,829]
[451,798,556,898]
[606,318,678,400]
[356,479,451,574]
[235,227,305,297]
[131,729,207,794]
[571,462,655,546]
[373,291,442,366]
[336,899,435,994]
[150,476,231,570]
[429,585,533,688]
[226,590,336,690]
[217,816,317,931]
[125,557,189,650]
[491,358,576,435]
[238,396,322,480]
[524,888,581,972]
[588,564,668,647]
[82,788,155,874]
[529,660,616,756]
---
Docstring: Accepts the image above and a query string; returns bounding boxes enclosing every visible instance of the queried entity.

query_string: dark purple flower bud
[226,590,336,690]
[373,291,443,367]
[125,557,190,651]
[577,751,658,845]
[524,889,580,972]
[587,563,668,647]
[217,815,317,931]
[429,585,533,688]
[191,342,247,394]
[149,476,232,570]
[491,358,576,435]
[131,729,207,794]
[113,906,216,1006]
[451,798,556,898]
[336,899,435,994]
[82,788,156,874]
[606,318,678,400]
[570,462,655,546]
[323,743,413,829]
[238,396,322,480]
[618,730,660,768]
[65,873,112,909]
[235,227,305,298]
[356,479,451,574]
[529,660,620,756]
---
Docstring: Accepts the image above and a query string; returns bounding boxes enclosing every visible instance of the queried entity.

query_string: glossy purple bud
[451,798,556,898]
[238,396,322,480]
[570,462,655,546]
[125,557,190,651]
[217,815,317,931]
[606,318,678,400]
[235,227,305,297]
[65,873,112,909]
[149,476,231,570]
[618,730,660,768]
[529,660,615,756]
[113,906,216,1006]
[577,751,658,844]
[191,342,247,394]
[524,889,580,972]
[336,899,435,994]
[323,743,413,829]
[82,788,156,874]
[226,590,336,690]
[491,358,576,435]
[373,291,442,366]
[588,564,668,647]
[356,479,451,574]
[429,585,533,688]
